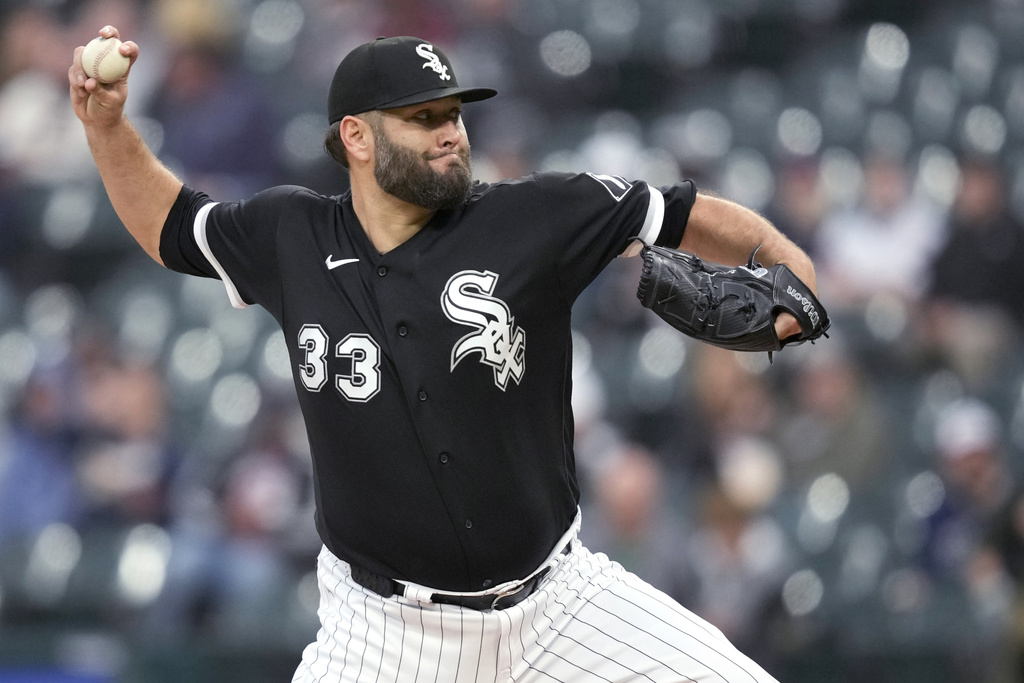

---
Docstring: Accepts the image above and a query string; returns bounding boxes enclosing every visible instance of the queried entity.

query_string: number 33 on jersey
[296,268,525,401]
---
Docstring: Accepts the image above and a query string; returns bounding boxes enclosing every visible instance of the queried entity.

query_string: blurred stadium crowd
[1,0,1024,680]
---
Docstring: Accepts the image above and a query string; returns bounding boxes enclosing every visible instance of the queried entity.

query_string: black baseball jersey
[160,171,695,591]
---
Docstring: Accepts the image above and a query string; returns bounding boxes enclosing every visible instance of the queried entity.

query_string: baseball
[81,36,130,84]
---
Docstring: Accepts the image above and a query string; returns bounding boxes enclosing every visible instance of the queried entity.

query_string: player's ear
[340,114,373,165]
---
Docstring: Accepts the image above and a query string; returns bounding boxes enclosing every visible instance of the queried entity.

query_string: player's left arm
[677,192,817,340]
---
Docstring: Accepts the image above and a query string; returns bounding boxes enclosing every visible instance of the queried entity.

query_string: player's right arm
[69,25,182,266]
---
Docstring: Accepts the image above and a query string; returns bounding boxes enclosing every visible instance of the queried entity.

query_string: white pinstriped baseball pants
[292,524,778,683]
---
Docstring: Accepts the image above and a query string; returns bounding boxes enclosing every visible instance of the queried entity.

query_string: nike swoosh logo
[325,255,360,270]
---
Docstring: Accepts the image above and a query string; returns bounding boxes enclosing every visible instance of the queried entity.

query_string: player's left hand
[636,244,831,358]
[774,311,802,341]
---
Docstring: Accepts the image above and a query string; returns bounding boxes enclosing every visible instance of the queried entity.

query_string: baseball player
[70,26,818,682]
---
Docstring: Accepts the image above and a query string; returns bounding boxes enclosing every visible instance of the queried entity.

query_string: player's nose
[437,118,463,149]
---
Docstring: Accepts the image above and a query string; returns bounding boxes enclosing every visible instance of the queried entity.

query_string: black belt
[349,545,568,611]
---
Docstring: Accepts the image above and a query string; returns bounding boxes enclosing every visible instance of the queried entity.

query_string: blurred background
[1,0,1024,680]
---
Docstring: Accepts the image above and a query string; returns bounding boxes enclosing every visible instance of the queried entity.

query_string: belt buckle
[490,565,550,610]
[491,581,528,610]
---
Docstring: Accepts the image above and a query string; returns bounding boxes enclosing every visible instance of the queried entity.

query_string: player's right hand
[69,26,138,129]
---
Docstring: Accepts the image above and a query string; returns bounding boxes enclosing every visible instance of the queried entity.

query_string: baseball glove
[636,243,829,359]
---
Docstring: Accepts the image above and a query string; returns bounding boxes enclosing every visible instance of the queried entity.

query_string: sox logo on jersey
[441,270,526,390]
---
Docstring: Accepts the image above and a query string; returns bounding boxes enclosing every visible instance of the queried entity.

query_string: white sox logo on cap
[416,43,451,81]
[327,36,496,124]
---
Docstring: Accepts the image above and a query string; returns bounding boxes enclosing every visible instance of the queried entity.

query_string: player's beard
[372,123,473,211]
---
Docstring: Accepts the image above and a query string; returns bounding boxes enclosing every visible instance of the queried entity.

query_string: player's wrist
[82,109,131,136]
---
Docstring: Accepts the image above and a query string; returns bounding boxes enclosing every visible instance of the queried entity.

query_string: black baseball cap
[327,36,497,124]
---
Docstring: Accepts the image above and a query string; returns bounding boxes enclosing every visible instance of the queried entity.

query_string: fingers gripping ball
[81,36,129,84]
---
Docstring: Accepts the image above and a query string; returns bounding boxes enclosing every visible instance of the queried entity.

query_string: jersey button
[465,520,473,529]
[398,325,408,337]
[439,452,449,464]
[482,579,493,588]
[377,266,388,277]
[418,390,428,401]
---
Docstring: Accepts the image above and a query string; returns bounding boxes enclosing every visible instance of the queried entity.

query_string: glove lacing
[693,275,719,330]
[736,290,758,323]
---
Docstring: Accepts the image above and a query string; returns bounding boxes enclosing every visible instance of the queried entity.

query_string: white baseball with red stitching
[81,36,129,84]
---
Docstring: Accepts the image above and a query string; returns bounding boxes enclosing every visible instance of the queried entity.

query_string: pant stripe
[498,607,511,681]
[352,593,368,682]
[414,604,424,683]
[394,602,409,682]
[312,569,348,682]
[455,608,467,682]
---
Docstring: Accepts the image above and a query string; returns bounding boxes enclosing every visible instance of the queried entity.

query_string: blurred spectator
[145,0,281,199]
[0,368,83,545]
[0,6,94,186]
[920,397,1017,680]
[983,479,1024,683]
[975,478,1024,683]
[688,345,777,446]
[774,341,890,493]
[686,459,791,665]
[929,157,1024,323]
[922,398,1012,578]
[922,156,1024,389]
[76,358,180,528]
[0,0,154,285]
[764,157,828,256]
[580,442,692,604]
[145,403,311,645]
[814,150,947,309]
[0,6,91,273]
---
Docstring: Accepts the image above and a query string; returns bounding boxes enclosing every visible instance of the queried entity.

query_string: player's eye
[412,109,462,127]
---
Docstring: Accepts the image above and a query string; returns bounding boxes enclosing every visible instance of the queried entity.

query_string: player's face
[371,98,473,211]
